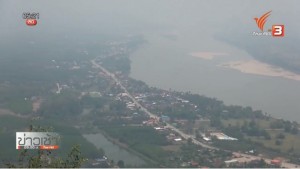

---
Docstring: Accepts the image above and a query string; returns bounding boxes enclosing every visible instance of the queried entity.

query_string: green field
[102,126,170,164]
[222,118,300,155]
[248,130,300,154]
[6,99,32,115]
[222,118,275,129]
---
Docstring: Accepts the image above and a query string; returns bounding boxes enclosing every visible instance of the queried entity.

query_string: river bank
[219,60,300,82]
[129,33,300,123]
[100,130,158,166]
[83,129,158,167]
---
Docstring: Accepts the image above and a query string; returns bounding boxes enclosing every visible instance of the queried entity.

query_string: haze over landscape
[1,0,300,168]
[1,0,300,121]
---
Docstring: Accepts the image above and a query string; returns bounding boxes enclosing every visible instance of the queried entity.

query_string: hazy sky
[1,0,299,121]
[0,0,299,62]
[1,0,299,36]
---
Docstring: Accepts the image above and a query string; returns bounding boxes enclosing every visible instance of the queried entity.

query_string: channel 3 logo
[272,25,284,37]
[22,12,39,26]
[253,11,284,37]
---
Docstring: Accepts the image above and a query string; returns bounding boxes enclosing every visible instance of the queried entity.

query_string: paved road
[91,59,298,168]
[91,60,216,149]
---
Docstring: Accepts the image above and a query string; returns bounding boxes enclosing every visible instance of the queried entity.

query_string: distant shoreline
[218,60,300,81]
[190,51,300,81]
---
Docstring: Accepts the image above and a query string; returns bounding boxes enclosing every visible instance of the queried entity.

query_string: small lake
[83,133,145,166]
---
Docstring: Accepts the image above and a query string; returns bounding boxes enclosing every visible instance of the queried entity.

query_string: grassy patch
[133,144,168,163]
[248,130,300,154]
[6,99,32,115]
[103,126,168,146]
[222,118,275,129]
[161,145,181,152]
[103,126,170,163]
[0,115,29,133]
[222,118,300,155]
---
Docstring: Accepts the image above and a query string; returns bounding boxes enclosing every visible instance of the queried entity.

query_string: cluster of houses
[225,153,284,168]
[115,90,240,145]
[142,117,184,143]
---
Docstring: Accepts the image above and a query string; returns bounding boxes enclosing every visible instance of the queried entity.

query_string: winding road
[91,59,298,168]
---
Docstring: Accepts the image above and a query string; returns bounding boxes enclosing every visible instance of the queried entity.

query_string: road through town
[91,59,298,168]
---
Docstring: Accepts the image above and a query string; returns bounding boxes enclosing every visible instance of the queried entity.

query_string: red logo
[254,11,272,31]
[272,25,284,37]
[26,19,37,26]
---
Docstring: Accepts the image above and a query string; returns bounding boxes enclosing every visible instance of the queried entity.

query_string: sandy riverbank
[0,108,28,118]
[190,52,228,60]
[219,60,300,81]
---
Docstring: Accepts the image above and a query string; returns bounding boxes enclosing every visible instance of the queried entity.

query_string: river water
[83,133,145,166]
[129,33,300,122]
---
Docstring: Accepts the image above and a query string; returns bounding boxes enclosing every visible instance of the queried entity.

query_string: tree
[40,92,82,118]
[288,146,294,153]
[187,138,193,145]
[117,160,125,168]
[275,140,282,146]
[110,160,115,166]
[291,127,298,134]
[263,132,271,140]
[270,120,284,129]
[276,133,285,139]
[249,120,256,128]
[6,125,87,168]
[195,130,201,139]
[7,144,86,168]
[210,117,221,128]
